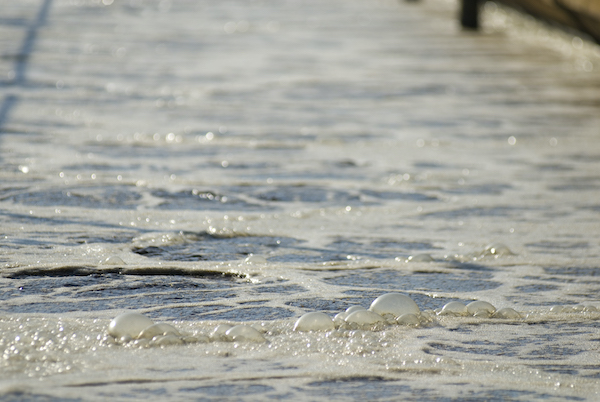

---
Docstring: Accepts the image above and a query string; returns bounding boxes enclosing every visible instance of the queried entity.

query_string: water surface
[1,0,600,400]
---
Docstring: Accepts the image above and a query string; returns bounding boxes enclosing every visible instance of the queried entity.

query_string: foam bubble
[551,305,591,314]
[335,305,367,324]
[152,334,184,346]
[346,306,367,314]
[466,301,496,317]
[406,253,434,262]
[244,255,267,264]
[101,256,126,265]
[493,307,521,319]
[333,312,348,325]
[294,312,335,332]
[138,323,181,339]
[344,310,384,326]
[569,305,585,313]
[211,324,234,341]
[438,301,468,316]
[108,312,154,339]
[369,293,420,317]
[225,325,267,342]
[396,313,420,326]
[132,338,150,348]
[183,335,210,343]
[484,243,513,256]
[419,309,435,322]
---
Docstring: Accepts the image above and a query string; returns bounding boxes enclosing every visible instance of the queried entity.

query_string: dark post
[460,0,479,29]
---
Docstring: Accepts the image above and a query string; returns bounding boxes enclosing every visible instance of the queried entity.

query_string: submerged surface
[1,0,600,400]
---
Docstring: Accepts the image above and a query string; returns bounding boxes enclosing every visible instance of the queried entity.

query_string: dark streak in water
[3,266,244,279]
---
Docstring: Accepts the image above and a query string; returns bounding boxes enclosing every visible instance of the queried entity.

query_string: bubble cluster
[548,305,597,314]
[108,312,199,347]
[334,306,366,326]
[436,300,524,319]
[106,295,597,349]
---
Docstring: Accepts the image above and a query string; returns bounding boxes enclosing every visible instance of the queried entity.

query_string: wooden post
[460,0,479,29]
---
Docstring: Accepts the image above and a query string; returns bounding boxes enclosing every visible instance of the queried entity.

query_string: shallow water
[2,0,600,400]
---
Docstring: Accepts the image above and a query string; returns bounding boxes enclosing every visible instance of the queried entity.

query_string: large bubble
[396,313,420,326]
[153,334,184,346]
[406,253,434,262]
[225,325,267,342]
[211,324,234,341]
[294,312,335,332]
[345,306,367,314]
[369,293,420,317]
[484,243,513,256]
[108,312,154,339]
[138,323,181,339]
[493,307,521,319]
[438,301,468,316]
[466,301,496,317]
[334,306,366,325]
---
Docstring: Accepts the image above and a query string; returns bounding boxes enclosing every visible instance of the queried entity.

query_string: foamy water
[1,0,600,400]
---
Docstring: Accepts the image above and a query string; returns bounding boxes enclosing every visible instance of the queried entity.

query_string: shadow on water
[0,94,18,132]
[0,0,53,152]
[11,0,54,85]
